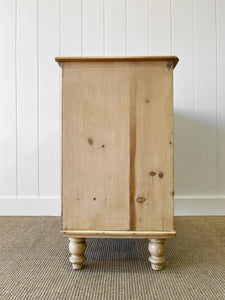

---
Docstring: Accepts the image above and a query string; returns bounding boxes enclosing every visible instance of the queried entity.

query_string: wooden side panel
[130,61,174,231]
[62,62,130,230]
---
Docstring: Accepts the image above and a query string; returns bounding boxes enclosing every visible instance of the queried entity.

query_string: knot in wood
[167,62,173,69]
[136,196,146,204]
[88,137,93,145]
[149,171,156,176]
[158,172,164,178]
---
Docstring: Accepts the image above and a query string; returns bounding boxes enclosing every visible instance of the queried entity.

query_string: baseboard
[174,197,225,216]
[0,196,224,216]
[0,197,61,216]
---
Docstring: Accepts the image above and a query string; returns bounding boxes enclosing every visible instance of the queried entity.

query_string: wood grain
[61,230,176,239]
[62,62,130,230]
[130,61,174,231]
[148,239,166,270]
[69,238,86,269]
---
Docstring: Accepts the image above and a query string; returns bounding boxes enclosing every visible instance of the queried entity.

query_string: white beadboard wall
[0,0,225,216]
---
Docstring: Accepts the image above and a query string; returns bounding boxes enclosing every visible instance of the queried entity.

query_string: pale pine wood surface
[61,230,176,239]
[148,239,166,270]
[55,56,178,67]
[62,62,130,230]
[61,59,174,233]
[130,61,174,231]
[69,238,87,269]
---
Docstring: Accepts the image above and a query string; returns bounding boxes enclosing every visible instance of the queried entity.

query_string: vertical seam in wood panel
[15,0,18,197]
[103,0,105,56]
[129,63,136,231]
[81,0,83,56]
[193,0,197,199]
[215,0,218,198]
[125,0,127,56]
[37,0,40,197]
[170,0,173,55]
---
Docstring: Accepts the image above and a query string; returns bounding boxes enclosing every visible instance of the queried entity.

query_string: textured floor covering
[0,217,224,300]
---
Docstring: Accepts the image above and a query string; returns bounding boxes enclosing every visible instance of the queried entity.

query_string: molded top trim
[55,56,179,68]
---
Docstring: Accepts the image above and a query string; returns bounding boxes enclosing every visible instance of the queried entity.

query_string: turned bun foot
[69,238,87,270]
[148,239,166,270]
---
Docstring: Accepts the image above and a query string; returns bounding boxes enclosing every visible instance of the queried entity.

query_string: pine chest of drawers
[55,56,178,270]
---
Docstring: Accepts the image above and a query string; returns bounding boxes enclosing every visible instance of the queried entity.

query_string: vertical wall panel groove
[173,0,195,197]
[81,0,83,56]
[127,0,149,55]
[39,0,60,197]
[82,0,104,56]
[215,0,218,199]
[195,0,217,196]
[170,0,173,55]
[103,0,105,55]
[105,0,126,56]
[17,0,39,196]
[125,0,127,55]
[217,0,225,197]
[15,0,18,197]
[193,0,196,200]
[149,0,171,55]
[37,0,40,197]
[147,0,150,55]
[59,0,81,56]
[0,0,17,196]
[58,0,61,206]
